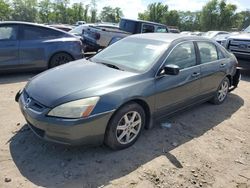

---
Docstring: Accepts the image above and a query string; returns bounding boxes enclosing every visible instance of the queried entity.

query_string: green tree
[179,11,201,31]
[200,0,237,31]
[11,0,38,22]
[38,0,52,23]
[90,0,97,23]
[84,4,89,22]
[70,3,85,22]
[52,0,69,23]
[100,6,123,23]
[0,0,12,21]
[164,10,180,27]
[234,11,250,30]
[138,2,168,23]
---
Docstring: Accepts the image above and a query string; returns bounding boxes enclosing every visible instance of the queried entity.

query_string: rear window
[119,20,137,33]
[22,25,64,40]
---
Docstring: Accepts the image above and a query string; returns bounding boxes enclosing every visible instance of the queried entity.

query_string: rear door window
[165,42,196,69]
[21,25,64,40]
[197,42,218,64]
[155,26,167,33]
[0,25,18,41]
[142,24,155,33]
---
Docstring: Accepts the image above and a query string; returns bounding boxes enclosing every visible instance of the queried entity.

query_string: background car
[203,31,230,39]
[0,21,84,72]
[16,33,240,150]
[169,28,180,33]
[225,26,250,69]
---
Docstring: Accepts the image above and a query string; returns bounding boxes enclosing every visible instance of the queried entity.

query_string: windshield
[244,25,250,33]
[91,37,169,73]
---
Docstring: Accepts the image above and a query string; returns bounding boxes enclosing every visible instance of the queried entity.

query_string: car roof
[121,18,167,27]
[0,21,77,37]
[128,33,211,43]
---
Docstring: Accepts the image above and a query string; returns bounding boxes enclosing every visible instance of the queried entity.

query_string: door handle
[220,63,226,67]
[192,72,200,77]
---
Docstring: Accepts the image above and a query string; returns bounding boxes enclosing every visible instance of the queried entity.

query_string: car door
[0,25,19,69]
[155,41,201,115]
[196,41,227,96]
[19,25,52,69]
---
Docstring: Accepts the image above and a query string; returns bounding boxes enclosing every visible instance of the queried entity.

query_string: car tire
[49,53,73,68]
[210,77,230,105]
[104,102,145,150]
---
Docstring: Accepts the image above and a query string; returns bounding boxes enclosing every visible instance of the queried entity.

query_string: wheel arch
[106,98,152,132]
[226,74,232,87]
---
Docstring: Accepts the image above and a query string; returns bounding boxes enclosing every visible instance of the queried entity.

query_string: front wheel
[210,77,230,105]
[104,102,145,150]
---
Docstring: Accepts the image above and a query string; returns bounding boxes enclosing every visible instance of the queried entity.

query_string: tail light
[95,33,100,40]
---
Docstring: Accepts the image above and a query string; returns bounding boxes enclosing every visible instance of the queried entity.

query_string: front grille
[228,39,250,54]
[23,90,46,112]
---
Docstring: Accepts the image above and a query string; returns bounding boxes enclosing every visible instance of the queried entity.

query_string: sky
[72,0,250,19]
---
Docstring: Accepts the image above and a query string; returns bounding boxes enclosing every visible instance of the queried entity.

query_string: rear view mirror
[164,64,180,75]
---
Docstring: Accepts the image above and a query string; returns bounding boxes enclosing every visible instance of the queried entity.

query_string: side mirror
[164,64,180,75]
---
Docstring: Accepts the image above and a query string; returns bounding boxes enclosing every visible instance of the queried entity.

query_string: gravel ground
[0,71,249,188]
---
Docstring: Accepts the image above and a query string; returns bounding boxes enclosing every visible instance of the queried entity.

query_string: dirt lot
[0,71,249,188]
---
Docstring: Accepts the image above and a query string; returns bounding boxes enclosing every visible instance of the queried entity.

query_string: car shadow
[240,69,250,82]
[9,93,244,188]
[0,72,38,85]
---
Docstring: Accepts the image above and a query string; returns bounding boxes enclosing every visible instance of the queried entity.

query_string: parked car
[225,26,250,69]
[0,21,84,72]
[75,21,86,26]
[16,33,240,150]
[83,18,169,51]
[180,31,192,35]
[69,23,119,51]
[49,24,74,32]
[169,28,180,33]
[203,31,230,39]
[69,24,94,37]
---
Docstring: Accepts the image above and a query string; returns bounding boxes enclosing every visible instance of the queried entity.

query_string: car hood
[228,33,250,40]
[25,59,137,107]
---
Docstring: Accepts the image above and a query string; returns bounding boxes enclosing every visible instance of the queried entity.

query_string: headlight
[48,97,100,118]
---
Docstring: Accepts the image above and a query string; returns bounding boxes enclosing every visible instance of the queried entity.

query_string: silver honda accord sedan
[16,33,240,150]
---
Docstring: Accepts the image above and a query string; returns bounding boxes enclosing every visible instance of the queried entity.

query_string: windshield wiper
[99,62,124,71]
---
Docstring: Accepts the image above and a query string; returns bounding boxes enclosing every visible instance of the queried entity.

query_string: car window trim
[156,40,198,77]
[20,24,64,40]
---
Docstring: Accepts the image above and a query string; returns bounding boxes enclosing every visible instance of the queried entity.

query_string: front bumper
[17,92,114,145]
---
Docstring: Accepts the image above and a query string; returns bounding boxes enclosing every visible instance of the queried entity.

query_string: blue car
[0,21,84,72]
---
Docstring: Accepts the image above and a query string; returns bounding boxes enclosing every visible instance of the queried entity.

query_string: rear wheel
[210,77,229,105]
[49,53,73,68]
[104,102,145,150]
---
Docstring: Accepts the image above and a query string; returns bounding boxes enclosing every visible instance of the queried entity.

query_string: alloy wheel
[218,80,229,102]
[116,111,142,145]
